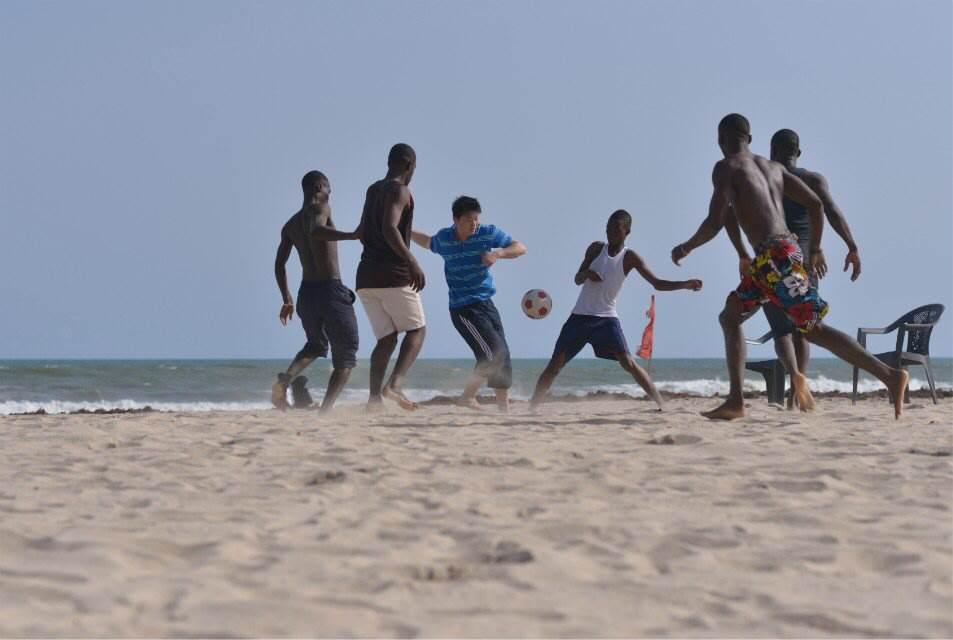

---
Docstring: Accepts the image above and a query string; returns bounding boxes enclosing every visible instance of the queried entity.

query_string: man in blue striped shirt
[412,196,527,411]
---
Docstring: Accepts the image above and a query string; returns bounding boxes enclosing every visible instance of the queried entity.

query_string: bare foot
[701,400,745,420]
[271,382,289,411]
[888,369,910,420]
[365,399,385,414]
[456,397,483,411]
[383,386,418,411]
[790,372,815,412]
[495,390,510,413]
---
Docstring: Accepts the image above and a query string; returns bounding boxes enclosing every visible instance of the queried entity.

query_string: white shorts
[357,286,426,340]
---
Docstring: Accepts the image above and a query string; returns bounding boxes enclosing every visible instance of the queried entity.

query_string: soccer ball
[521,289,552,319]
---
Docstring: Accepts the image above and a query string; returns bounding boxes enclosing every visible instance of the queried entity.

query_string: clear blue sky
[2,0,950,359]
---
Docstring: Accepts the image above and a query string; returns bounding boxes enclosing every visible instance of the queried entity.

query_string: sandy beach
[1,396,950,637]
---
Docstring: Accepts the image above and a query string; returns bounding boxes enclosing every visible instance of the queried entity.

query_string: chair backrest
[897,304,944,355]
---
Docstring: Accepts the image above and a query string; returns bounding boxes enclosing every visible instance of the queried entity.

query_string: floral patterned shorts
[731,235,829,332]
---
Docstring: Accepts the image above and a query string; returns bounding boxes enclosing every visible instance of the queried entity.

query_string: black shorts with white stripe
[449,298,512,389]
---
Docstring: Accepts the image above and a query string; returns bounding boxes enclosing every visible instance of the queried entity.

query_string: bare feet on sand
[790,372,816,412]
[271,382,289,411]
[889,369,910,419]
[383,386,418,411]
[456,397,483,411]
[365,399,385,414]
[701,400,745,420]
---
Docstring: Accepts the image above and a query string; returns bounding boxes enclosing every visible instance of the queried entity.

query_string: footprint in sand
[647,434,703,445]
[305,470,346,486]
[480,540,535,564]
[410,563,468,581]
[768,480,827,492]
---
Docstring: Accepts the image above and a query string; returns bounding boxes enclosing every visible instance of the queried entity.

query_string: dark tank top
[356,179,414,289]
[783,167,812,257]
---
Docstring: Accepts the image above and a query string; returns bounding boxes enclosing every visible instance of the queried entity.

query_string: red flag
[637,295,655,360]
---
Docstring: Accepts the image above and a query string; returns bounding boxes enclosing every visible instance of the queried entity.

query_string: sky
[1,0,950,360]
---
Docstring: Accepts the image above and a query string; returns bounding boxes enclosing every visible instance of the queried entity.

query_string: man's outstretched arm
[672,162,732,265]
[311,219,360,241]
[482,240,527,266]
[626,250,703,291]
[274,232,295,325]
[806,172,861,281]
[410,229,431,250]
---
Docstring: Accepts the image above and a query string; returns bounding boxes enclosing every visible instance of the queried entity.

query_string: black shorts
[296,280,359,369]
[553,314,629,361]
[449,299,512,389]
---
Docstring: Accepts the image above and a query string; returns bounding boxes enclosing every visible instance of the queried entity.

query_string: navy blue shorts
[296,280,359,369]
[553,314,629,362]
[450,299,512,389]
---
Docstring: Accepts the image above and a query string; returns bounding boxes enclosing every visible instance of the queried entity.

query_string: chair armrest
[857,327,890,335]
[746,331,774,346]
[857,325,892,348]
[902,323,938,330]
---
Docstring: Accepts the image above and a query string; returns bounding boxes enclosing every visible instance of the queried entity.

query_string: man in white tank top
[530,210,703,410]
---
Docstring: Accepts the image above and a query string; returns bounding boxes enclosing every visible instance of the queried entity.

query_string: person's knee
[295,343,325,361]
[618,354,637,372]
[331,364,354,377]
[544,356,566,376]
[719,305,744,329]
[376,333,398,350]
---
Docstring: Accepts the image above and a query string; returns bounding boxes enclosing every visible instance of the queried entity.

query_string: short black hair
[718,113,751,139]
[608,209,632,231]
[770,128,800,155]
[387,143,416,170]
[451,195,481,219]
[301,170,328,194]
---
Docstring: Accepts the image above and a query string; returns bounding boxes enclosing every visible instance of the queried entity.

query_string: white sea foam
[2,377,946,415]
[550,375,949,398]
[0,400,272,416]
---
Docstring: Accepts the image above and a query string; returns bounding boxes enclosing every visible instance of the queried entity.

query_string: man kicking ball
[412,195,527,412]
[530,209,702,410]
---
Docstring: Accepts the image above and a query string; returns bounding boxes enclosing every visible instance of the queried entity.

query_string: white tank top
[572,243,628,317]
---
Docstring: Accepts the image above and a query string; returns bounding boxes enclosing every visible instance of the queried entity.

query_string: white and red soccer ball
[521,289,552,319]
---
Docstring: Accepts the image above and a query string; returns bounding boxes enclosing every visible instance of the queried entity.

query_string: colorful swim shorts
[731,234,829,332]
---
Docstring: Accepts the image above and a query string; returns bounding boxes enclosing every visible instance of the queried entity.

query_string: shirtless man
[273,170,361,413]
[355,144,427,411]
[725,129,861,397]
[672,114,908,420]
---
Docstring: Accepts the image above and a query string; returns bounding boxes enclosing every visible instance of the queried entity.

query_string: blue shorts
[553,314,629,362]
[449,299,512,389]
[296,280,359,369]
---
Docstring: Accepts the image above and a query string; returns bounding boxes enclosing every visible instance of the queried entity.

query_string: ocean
[1,358,950,415]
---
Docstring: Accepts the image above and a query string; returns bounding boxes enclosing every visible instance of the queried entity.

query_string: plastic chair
[745,331,787,405]
[853,304,945,404]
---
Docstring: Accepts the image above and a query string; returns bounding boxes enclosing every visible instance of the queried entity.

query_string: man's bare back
[282,204,342,282]
[714,151,791,248]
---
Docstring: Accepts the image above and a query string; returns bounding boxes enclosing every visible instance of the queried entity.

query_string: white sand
[1,397,950,637]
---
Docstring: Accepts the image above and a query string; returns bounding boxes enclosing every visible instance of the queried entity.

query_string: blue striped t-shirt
[430,224,513,309]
